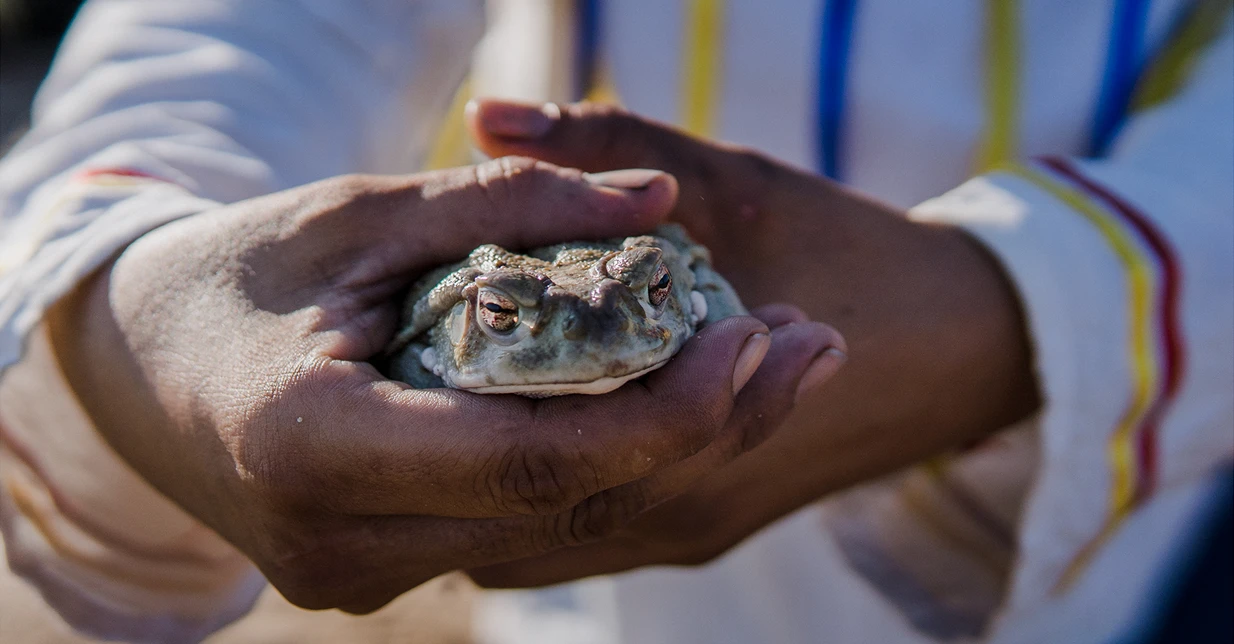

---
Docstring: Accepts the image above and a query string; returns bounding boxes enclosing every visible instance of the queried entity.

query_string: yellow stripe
[423,77,475,171]
[0,174,163,277]
[1010,165,1161,590]
[680,0,725,136]
[975,0,1021,172]
[584,63,624,105]
[900,479,1007,574]
[1132,0,1233,111]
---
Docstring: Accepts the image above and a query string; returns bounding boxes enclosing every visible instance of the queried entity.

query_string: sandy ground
[0,536,478,644]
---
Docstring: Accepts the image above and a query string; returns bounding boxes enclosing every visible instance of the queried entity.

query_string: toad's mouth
[451,358,671,396]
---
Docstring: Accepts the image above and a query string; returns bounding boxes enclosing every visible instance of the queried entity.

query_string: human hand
[461,101,1040,585]
[45,158,844,611]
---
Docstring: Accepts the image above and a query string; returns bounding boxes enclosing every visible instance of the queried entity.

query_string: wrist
[775,186,1039,489]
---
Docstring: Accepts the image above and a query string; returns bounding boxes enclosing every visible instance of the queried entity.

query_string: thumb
[352,156,680,277]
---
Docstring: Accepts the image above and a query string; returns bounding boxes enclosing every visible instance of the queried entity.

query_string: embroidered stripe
[680,0,726,136]
[422,77,474,171]
[576,0,621,104]
[923,460,1017,548]
[74,167,168,182]
[1015,163,1158,510]
[900,479,1009,574]
[575,0,602,100]
[1089,0,1153,156]
[1011,159,1183,591]
[974,0,1021,172]
[816,0,858,179]
[1043,156,1184,501]
[1132,0,1234,112]
[0,168,174,276]
[0,421,222,573]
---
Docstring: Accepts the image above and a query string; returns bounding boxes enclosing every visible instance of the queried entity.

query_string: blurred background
[0,0,83,154]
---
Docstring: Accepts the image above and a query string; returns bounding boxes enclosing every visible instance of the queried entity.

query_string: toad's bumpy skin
[384,224,746,397]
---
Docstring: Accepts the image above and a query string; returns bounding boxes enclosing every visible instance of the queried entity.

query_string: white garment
[0,2,1230,643]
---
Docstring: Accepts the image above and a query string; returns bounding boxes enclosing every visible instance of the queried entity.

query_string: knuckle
[552,489,645,547]
[491,443,592,516]
[473,156,540,207]
[470,156,570,236]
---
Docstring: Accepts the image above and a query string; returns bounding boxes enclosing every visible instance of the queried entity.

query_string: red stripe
[74,167,168,182]
[0,420,216,566]
[1041,156,1185,500]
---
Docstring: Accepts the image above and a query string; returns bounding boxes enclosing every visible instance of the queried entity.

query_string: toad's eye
[648,263,672,307]
[478,290,519,332]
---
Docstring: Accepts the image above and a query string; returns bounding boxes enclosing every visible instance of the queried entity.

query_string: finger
[750,303,810,329]
[466,99,708,175]
[276,477,665,613]
[270,323,847,610]
[461,320,847,588]
[583,320,844,519]
[259,316,783,519]
[307,157,680,279]
[464,99,791,250]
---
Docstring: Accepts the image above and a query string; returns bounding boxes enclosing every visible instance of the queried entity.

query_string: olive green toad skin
[385,224,746,397]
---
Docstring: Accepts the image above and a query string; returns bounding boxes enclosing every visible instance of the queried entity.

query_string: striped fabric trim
[1089,0,1153,156]
[74,167,169,184]
[421,0,620,174]
[575,0,602,101]
[575,0,622,104]
[816,0,858,180]
[922,459,1017,549]
[974,0,1021,172]
[422,77,475,171]
[899,481,1008,574]
[0,167,175,277]
[0,414,232,591]
[1131,0,1234,111]
[1009,157,1184,591]
[680,0,726,136]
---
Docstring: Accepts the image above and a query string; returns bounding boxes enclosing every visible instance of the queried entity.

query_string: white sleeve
[825,17,1234,643]
[0,1,483,642]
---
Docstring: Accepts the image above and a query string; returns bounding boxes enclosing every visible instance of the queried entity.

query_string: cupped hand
[46,158,844,612]
[461,101,1040,586]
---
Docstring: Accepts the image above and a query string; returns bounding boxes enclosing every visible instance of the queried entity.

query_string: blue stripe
[575,0,602,100]
[817,0,859,180]
[1090,0,1153,156]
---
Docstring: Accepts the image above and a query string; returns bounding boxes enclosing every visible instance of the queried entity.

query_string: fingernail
[471,99,560,139]
[584,169,663,190]
[732,333,771,395]
[794,348,847,405]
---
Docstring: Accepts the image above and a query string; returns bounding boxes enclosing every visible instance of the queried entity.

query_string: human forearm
[758,184,1040,495]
